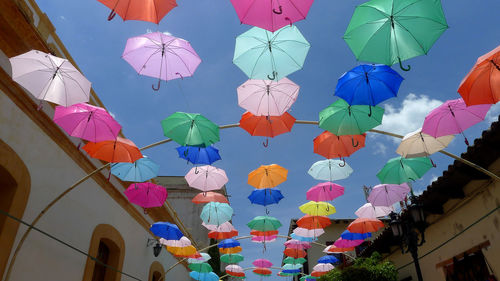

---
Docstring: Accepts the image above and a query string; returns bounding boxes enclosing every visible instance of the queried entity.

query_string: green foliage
[319,252,398,281]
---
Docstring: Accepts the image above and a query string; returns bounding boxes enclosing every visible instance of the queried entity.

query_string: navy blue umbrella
[150,222,183,240]
[335,64,403,106]
[340,230,372,240]
[317,255,339,264]
[176,145,221,165]
[248,188,284,207]
[218,238,240,249]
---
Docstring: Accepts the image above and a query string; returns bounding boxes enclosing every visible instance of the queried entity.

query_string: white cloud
[59,16,66,20]
[371,142,387,155]
[486,103,500,123]
[146,29,172,36]
[429,174,438,186]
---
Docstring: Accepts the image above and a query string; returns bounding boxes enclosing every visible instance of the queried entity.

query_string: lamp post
[147,238,163,257]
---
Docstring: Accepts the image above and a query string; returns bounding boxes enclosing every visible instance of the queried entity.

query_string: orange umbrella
[313,131,366,159]
[82,137,142,163]
[283,248,307,258]
[208,230,239,240]
[458,44,500,106]
[248,164,288,189]
[324,245,354,253]
[239,112,296,140]
[192,192,229,204]
[250,230,279,236]
[219,246,242,254]
[296,215,331,230]
[167,245,197,257]
[347,218,385,234]
[311,271,327,277]
[253,268,272,276]
[97,0,177,23]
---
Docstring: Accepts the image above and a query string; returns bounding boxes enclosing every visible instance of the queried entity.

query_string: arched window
[148,261,165,281]
[82,224,125,281]
[0,140,30,278]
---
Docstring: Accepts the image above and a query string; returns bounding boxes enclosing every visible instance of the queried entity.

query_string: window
[148,261,165,281]
[444,251,493,281]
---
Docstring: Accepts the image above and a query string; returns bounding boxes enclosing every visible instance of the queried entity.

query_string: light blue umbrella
[290,233,316,242]
[308,159,354,181]
[283,263,303,270]
[233,25,310,81]
[111,157,160,182]
[200,202,233,225]
[189,271,219,281]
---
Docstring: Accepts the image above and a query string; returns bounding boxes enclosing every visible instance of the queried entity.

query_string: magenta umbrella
[124,182,167,208]
[284,239,311,250]
[422,98,491,145]
[230,0,314,32]
[253,259,273,268]
[185,165,228,192]
[368,183,410,207]
[306,182,344,202]
[122,32,201,91]
[251,235,277,242]
[333,238,364,248]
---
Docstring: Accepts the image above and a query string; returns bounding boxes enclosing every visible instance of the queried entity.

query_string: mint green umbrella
[283,257,307,264]
[343,0,448,71]
[247,215,282,231]
[319,99,384,135]
[233,25,310,81]
[189,263,213,273]
[377,156,433,184]
[161,112,219,146]
[220,253,244,264]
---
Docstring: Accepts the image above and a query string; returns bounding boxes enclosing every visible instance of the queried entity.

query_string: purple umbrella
[333,238,364,248]
[368,183,410,207]
[306,182,344,202]
[122,32,201,91]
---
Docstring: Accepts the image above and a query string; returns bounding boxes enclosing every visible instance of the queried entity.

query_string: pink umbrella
[422,98,491,145]
[202,221,236,232]
[159,236,191,247]
[122,32,201,91]
[333,238,364,248]
[124,182,167,208]
[53,103,121,143]
[185,165,228,192]
[251,235,277,243]
[355,203,393,219]
[226,265,244,273]
[253,259,273,268]
[306,182,344,202]
[230,0,314,32]
[313,263,334,272]
[284,239,311,250]
[293,227,325,238]
[368,183,410,207]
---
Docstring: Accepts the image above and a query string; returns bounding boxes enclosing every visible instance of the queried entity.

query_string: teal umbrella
[308,159,353,181]
[233,25,310,81]
[283,263,303,270]
[343,0,448,71]
[377,156,433,184]
[161,112,220,146]
[247,215,282,231]
[200,202,233,225]
[283,257,307,264]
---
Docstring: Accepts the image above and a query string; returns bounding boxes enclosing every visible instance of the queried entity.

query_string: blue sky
[36,0,500,279]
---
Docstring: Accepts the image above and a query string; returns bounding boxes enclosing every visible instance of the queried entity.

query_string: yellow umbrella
[219,246,243,254]
[299,201,336,216]
[248,164,288,189]
[167,245,197,257]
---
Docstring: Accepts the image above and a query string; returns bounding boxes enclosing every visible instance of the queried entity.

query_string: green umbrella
[220,253,244,264]
[319,99,384,135]
[188,263,213,273]
[300,275,318,281]
[247,215,282,231]
[283,257,307,264]
[343,0,448,71]
[377,156,433,184]
[161,112,219,146]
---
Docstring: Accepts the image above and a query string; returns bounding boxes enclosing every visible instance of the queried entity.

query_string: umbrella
[220,254,244,264]
[253,259,273,268]
[226,264,244,273]
[9,50,91,107]
[219,246,242,254]
[239,112,296,141]
[377,156,434,184]
[177,145,221,165]
[192,192,229,204]
[308,159,354,181]
[347,218,385,234]
[202,222,235,232]
[124,182,167,208]
[253,268,272,276]
[422,98,491,145]
[189,263,213,273]
[248,188,284,206]
[313,131,366,159]
[218,239,240,249]
[458,44,500,105]
[396,128,454,159]
[368,183,411,207]
[160,236,191,247]
[293,227,325,238]
[150,222,183,240]
[185,165,228,192]
[283,257,307,264]
[53,103,121,143]
[313,263,334,272]
[355,203,393,218]
[296,215,331,229]
[283,264,303,270]
[188,253,211,264]
[284,239,311,250]
[200,202,233,225]
[208,230,239,240]
[311,271,327,278]
[299,201,336,216]
[300,275,318,281]
[250,230,279,236]
[111,157,160,182]
[343,0,448,70]
[168,245,198,257]
[97,0,176,23]
[319,99,384,135]
[248,164,288,189]
[306,182,344,202]
[247,216,282,231]
[284,248,307,258]
[82,137,142,163]
[233,25,310,81]
[189,272,219,281]
[334,238,364,248]
[318,255,339,264]
[237,78,299,116]
[340,230,372,241]
[290,233,315,242]
[323,245,354,253]
[335,64,403,105]
[161,112,219,146]
[123,32,201,90]
[251,235,277,242]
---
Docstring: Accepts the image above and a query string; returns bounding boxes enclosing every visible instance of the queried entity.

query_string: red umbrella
[283,248,307,258]
[253,268,272,276]
[239,112,296,146]
[313,131,366,159]
[208,230,239,240]
[324,245,355,253]
[250,230,279,236]
[347,218,385,234]
[311,271,327,277]
[192,192,229,204]
[97,0,177,23]
[296,215,331,230]
[82,137,142,163]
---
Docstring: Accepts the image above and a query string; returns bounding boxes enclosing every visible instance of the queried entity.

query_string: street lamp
[147,238,163,257]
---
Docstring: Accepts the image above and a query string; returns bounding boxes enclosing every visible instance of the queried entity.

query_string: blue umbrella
[176,145,221,165]
[218,239,240,249]
[150,222,183,240]
[318,255,339,264]
[335,64,403,106]
[248,188,284,206]
[189,271,219,281]
[290,233,316,242]
[111,157,160,182]
[340,230,371,241]
[282,269,301,274]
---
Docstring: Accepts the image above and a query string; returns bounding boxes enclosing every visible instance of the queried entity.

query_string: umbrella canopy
[226,264,244,273]
[313,131,366,159]
[111,157,160,182]
[97,0,176,23]
[396,128,454,158]
[318,255,339,264]
[208,230,239,240]
[368,183,411,207]
[250,230,279,236]
[377,156,433,184]
[168,245,198,257]
[150,222,183,240]
[290,233,316,242]
[177,145,221,165]
[192,192,229,204]
[284,239,311,250]
[218,239,240,249]
[160,236,191,247]
[248,188,284,206]
[347,218,385,234]
[458,45,500,105]
[185,165,228,192]
[219,246,243,254]
[237,78,299,116]
[189,271,219,281]
[189,263,213,273]
[343,0,448,69]
[283,257,307,264]
[334,238,364,248]
[251,235,277,243]
[335,64,403,105]
[248,164,288,189]
[323,245,355,253]
[247,216,282,231]
[200,202,233,225]
[296,215,332,230]
[308,159,354,181]
[202,222,235,232]
[82,137,142,163]
[9,50,91,107]
[53,103,120,143]
[188,253,211,264]
[311,271,327,278]
[253,268,272,276]
[161,112,219,146]
[355,203,393,218]
[293,227,325,238]
[319,99,384,135]
[220,254,244,264]
[233,25,310,81]
[124,182,167,208]
[300,275,318,281]
[253,259,273,268]
[240,112,296,138]
[340,230,372,241]
[306,182,344,202]
[313,263,334,272]
[299,201,336,216]
[283,264,303,270]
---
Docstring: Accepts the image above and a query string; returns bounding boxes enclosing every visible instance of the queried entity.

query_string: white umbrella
[355,203,393,218]
[225,264,244,273]
[313,263,334,272]
[185,165,228,192]
[293,227,325,238]
[159,236,191,247]
[308,159,354,181]
[396,128,454,158]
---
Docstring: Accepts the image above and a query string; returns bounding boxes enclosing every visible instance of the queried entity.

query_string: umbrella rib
[137,49,162,76]
[272,45,303,68]
[248,47,270,78]
[59,71,90,100]
[164,49,194,76]
[393,20,426,55]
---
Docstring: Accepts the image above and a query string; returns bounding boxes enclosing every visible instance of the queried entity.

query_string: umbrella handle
[398,57,411,71]
[273,6,283,14]
[368,105,372,117]
[351,137,359,147]
[267,71,277,80]
[265,208,270,215]
[339,158,346,167]
[107,9,116,21]
[152,79,161,91]
[464,137,470,146]
[36,101,43,111]
[430,158,437,168]
[263,139,269,147]
[285,17,292,27]
[195,167,200,174]
[176,72,184,80]
[143,208,148,214]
